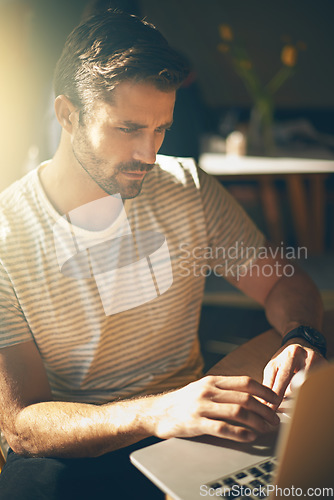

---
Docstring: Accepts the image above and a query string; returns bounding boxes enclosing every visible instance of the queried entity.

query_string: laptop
[130,362,334,499]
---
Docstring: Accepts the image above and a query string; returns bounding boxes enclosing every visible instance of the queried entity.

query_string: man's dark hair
[53,9,189,112]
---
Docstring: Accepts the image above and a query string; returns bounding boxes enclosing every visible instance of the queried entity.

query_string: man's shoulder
[154,154,201,188]
[154,154,222,197]
[0,168,39,240]
[0,168,38,209]
[156,154,197,174]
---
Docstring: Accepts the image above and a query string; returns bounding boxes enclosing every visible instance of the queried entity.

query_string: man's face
[71,81,176,199]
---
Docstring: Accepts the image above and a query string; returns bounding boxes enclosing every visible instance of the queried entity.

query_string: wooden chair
[0,445,6,472]
[0,430,9,472]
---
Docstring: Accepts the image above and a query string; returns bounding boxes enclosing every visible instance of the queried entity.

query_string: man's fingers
[262,344,309,404]
[262,363,278,391]
[271,363,297,401]
[214,375,280,406]
[206,401,280,434]
[210,390,280,427]
[204,377,281,434]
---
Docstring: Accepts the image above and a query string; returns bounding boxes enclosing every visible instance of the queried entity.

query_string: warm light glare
[0,3,37,191]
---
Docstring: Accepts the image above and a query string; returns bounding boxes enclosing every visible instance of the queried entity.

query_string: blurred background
[1,0,333,367]
[1,1,334,181]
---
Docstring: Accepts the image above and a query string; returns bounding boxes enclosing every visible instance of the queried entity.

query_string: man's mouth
[121,171,148,179]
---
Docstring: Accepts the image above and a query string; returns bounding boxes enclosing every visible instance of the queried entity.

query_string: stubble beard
[71,139,155,199]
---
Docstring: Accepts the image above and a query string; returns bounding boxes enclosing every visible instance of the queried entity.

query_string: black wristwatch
[281,325,327,358]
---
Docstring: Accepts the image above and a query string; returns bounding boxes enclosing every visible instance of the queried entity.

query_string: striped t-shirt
[0,155,264,404]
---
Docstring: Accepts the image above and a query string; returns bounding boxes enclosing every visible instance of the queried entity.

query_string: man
[0,9,326,499]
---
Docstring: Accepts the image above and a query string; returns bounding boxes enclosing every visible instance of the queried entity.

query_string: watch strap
[281,326,327,358]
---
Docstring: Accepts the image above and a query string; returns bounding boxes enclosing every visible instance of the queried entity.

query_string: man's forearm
[8,375,282,459]
[264,264,324,337]
[11,397,157,458]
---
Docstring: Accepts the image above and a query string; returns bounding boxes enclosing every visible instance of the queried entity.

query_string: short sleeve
[0,260,33,348]
[198,167,266,276]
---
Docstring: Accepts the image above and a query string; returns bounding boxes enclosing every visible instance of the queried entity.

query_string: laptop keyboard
[206,456,278,499]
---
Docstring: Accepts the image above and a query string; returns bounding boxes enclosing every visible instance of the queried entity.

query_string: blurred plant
[217,25,306,154]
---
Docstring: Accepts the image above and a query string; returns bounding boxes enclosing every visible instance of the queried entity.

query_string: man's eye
[119,127,135,134]
[156,127,170,134]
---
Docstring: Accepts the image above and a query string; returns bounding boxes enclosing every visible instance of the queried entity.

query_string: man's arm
[227,242,325,402]
[262,263,325,400]
[0,340,280,458]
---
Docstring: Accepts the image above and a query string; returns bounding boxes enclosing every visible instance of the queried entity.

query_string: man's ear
[54,95,78,134]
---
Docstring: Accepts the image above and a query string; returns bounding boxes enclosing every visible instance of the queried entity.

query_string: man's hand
[263,340,327,405]
[151,375,280,443]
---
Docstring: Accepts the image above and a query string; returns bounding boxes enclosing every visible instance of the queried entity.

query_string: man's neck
[40,140,122,231]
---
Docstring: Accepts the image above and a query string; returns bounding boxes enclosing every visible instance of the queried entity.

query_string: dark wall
[141,0,334,109]
[1,0,333,190]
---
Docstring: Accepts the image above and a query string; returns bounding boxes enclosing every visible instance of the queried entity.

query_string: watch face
[302,327,326,347]
[283,326,327,358]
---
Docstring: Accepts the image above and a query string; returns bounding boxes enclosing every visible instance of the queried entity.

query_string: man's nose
[133,135,157,165]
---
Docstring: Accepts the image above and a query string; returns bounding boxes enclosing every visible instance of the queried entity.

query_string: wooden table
[165,310,334,500]
[199,154,334,254]
[208,309,334,380]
